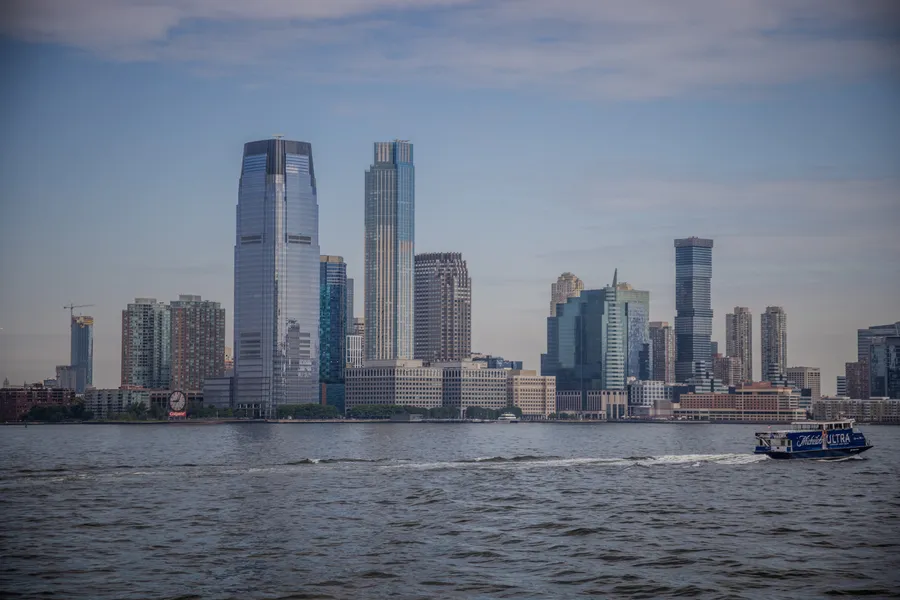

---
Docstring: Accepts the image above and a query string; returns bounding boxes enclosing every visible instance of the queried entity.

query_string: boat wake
[386,453,768,471]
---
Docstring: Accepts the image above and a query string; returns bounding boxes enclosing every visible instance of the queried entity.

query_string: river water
[2,423,899,599]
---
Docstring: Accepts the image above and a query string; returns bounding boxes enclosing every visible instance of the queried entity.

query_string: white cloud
[3,0,898,98]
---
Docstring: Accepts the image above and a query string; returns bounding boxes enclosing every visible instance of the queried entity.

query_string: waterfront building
[83,388,150,420]
[550,272,584,317]
[169,295,225,392]
[845,361,870,400]
[234,138,320,418]
[121,298,171,389]
[202,376,234,409]
[55,365,77,391]
[674,237,714,382]
[346,335,364,368]
[555,390,627,420]
[649,321,675,384]
[345,360,442,412]
[320,255,348,384]
[414,252,471,363]
[320,382,346,413]
[471,353,524,370]
[812,396,900,424]
[364,140,415,361]
[148,389,203,415]
[869,336,900,399]
[836,375,847,397]
[675,382,805,422]
[786,366,821,401]
[507,370,555,418]
[438,361,507,415]
[70,315,93,394]
[725,307,752,382]
[761,306,787,382]
[713,354,743,387]
[628,380,671,408]
[0,385,76,421]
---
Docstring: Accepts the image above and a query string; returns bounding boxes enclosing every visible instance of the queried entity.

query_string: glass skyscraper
[70,315,93,394]
[234,138,320,417]
[364,140,415,360]
[674,237,714,382]
[320,256,347,384]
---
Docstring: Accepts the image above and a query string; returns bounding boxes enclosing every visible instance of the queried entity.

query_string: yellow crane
[64,303,95,319]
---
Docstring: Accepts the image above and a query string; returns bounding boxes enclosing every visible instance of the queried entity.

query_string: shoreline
[5,419,896,426]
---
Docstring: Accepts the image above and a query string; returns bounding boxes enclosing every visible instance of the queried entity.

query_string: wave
[386,453,768,471]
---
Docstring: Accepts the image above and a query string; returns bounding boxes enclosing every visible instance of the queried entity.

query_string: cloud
[3,0,899,98]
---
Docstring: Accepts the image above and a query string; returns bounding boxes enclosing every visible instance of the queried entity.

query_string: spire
[612,268,618,288]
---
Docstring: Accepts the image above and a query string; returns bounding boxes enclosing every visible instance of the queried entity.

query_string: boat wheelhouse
[754,419,872,460]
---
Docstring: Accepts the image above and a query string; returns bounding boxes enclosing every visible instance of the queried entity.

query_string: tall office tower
[674,237,714,382]
[614,277,651,380]
[725,307,753,382]
[414,252,471,363]
[121,298,171,389]
[649,321,675,383]
[761,306,787,382]
[169,295,225,391]
[869,336,900,399]
[364,140,414,361]
[234,138,320,417]
[857,322,900,363]
[786,366,821,400]
[346,277,354,333]
[320,256,347,384]
[550,272,584,317]
[836,375,847,396]
[70,315,93,393]
[709,341,718,356]
[845,361,870,399]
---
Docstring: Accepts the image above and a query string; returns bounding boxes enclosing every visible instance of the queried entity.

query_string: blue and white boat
[754,419,872,460]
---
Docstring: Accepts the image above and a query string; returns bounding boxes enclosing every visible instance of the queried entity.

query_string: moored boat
[754,419,872,460]
[496,413,519,423]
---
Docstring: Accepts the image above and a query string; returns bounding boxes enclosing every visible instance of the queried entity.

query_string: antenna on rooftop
[273,134,284,139]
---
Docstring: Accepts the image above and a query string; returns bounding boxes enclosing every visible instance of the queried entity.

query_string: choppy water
[2,423,899,599]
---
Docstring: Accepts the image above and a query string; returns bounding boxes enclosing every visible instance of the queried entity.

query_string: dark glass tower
[674,237,714,382]
[319,256,347,383]
[234,138,320,417]
[70,316,93,394]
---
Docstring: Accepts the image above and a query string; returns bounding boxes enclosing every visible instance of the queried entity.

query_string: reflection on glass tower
[674,237,714,382]
[233,139,320,417]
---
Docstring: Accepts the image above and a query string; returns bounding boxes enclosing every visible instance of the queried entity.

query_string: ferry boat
[754,419,872,460]
[496,413,520,423]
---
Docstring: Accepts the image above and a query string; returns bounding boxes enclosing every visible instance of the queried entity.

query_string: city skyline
[2,3,899,395]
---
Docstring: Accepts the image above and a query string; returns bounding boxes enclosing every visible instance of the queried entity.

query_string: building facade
[169,295,225,392]
[869,336,900,399]
[414,252,471,363]
[56,365,77,391]
[550,272,584,317]
[439,361,507,414]
[507,370,556,418]
[202,376,234,409]
[346,334,364,368]
[858,322,900,363]
[472,354,524,370]
[615,280,651,381]
[675,383,805,422]
[121,298,171,389]
[628,380,671,408]
[786,366,821,401]
[346,277,354,333]
[713,354,743,387]
[674,237,714,382]
[0,385,76,421]
[845,361,870,400]
[345,360,442,412]
[725,307,752,383]
[320,255,347,384]
[812,397,900,424]
[234,138,320,418]
[70,315,93,393]
[364,140,415,361]
[83,388,150,420]
[649,321,675,384]
[761,306,787,382]
[836,375,847,397]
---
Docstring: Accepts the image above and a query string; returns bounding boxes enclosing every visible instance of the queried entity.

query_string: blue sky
[1,0,898,392]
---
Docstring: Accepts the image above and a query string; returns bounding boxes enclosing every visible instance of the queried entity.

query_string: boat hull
[756,445,873,460]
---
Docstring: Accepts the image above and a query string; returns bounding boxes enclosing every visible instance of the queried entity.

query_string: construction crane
[64,303,95,320]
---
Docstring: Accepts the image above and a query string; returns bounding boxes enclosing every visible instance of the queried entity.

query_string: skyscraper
[550,272,584,317]
[614,278,651,380]
[169,295,225,391]
[725,307,753,383]
[761,306,787,382]
[845,361,870,399]
[649,321,675,383]
[786,366,821,400]
[857,322,900,363]
[70,315,93,393]
[234,138,320,417]
[674,237,714,382]
[869,336,900,399]
[320,255,347,384]
[836,375,847,396]
[365,140,414,360]
[346,277,354,333]
[121,298,171,389]
[414,252,471,363]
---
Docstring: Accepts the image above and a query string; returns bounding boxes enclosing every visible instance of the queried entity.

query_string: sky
[0,0,898,394]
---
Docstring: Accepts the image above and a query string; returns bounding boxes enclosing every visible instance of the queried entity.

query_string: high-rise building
[710,341,718,357]
[725,307,753,383]
[414,252,471,363]
[614,279,651,380]
[346,277,354,333]
[70,315,93,393]
[869,336,900,399]
[351,317,366,358]
[786,366,821,401]
[713,354,743,387]
[836,375,847,397]
[234,138,320,417]
[169,295,225,392]
[56,365,77,391]
[121,298,171,389]
[550,272,584,317]
[845,361,870,399]
[674,237,714,382]
[364,140,415,361]
[858,323,900,363]
[346,335,364,368]
[761,306,787,382]
[649,321,675,384]
[320,255,347,384]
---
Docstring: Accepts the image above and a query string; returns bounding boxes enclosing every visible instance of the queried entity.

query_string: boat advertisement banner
[785,430,860,450]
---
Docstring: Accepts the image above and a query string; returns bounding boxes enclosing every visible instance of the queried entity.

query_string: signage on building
[169,411,186,418]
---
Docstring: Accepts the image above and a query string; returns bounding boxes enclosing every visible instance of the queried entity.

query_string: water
[2,423,899,599]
